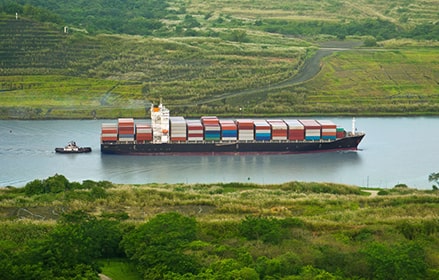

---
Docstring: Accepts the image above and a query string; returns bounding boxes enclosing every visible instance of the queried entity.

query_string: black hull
[101,134,364,155]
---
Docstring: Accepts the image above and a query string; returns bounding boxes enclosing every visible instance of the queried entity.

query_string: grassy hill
[0,1,438,119]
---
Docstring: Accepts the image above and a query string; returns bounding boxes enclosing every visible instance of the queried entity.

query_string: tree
[121,212,199,278]
[361,242,427,280]
[31,211,123,278]
[428,172,439,189]
[239,216,285,244]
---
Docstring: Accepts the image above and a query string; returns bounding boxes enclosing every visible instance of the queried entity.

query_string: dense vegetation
[0,0,438,118]
[1,175,438,279]
[2,0,438,39]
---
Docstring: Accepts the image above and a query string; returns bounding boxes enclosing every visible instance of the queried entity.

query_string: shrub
[361,242,427,280]
[239,216,285,244]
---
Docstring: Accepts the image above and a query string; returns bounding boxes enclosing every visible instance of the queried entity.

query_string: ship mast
[351,117,356,135]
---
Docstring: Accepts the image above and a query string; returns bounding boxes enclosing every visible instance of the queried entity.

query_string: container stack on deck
[299,120,321,141]
[202,116,221,141]
[170,117,187,141]
[237,119,254,141]
[118,118,135,142]
[318,120,337,140]
[268,120,288,140]
[284,120,305,141]
[101,123,118,142]
[254,120,271,141]
[336,127,345,139]
[220,120,238,141]
[187,120,204,142]
[135,123,153,143]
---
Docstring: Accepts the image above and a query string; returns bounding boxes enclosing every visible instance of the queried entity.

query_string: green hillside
[0,0,438,118]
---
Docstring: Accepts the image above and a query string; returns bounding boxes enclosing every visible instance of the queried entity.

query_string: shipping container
[236,119,254,141]
[336,127,345,139]
[136,123,153,141]
[267,120,288,140]
[254,120,271,141]
[284,120,304,141]
[170,116,187,141]
[187,120,204,141]
[299,120,321,141]
[318,120,337,140]
[220,120,238,141]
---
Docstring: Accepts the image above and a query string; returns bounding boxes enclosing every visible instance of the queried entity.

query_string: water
[1,117,438,189]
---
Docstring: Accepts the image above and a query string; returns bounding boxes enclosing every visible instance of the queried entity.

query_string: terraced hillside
[0,14,311,119]
[0,16,106,76]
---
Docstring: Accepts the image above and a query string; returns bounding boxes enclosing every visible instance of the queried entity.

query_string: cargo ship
[100,104,365,155]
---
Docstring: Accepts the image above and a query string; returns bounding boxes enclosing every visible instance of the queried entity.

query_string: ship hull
[101,134,364,155]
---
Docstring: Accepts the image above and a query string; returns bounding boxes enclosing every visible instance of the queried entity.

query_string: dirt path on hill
[197,41,363,105]
[363,190,379,197]
[99,274,112,280]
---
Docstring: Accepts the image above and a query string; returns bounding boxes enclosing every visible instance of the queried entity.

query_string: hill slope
[0,0,438,118]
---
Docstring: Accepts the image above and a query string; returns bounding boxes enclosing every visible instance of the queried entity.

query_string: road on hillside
[196,41,363,105]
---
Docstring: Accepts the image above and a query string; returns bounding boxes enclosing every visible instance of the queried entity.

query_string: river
[0,117,437,189]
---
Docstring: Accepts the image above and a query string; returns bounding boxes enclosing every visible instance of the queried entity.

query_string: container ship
[100,104,365,155]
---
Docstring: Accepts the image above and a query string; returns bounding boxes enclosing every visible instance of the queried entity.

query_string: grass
[2,181,438,225]
[99,259,141,280]
[187,0,439,26]
[304,48,439,110]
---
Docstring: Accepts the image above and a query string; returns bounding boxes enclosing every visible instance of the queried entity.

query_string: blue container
[222,130,238,137]
[305,136,320,141]
[255,133,271,141]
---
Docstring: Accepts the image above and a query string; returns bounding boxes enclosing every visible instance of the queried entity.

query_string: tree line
[260,18,439,41]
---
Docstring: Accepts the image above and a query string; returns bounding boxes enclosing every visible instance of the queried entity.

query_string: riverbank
[1,178,438,279]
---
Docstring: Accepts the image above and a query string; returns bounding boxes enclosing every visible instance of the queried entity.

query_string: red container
[201,116,219,125]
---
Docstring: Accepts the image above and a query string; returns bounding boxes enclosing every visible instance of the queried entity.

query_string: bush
[24,174,69,195]
[121,212,200,277]
[361,242,428,280]
[239,216,285,244]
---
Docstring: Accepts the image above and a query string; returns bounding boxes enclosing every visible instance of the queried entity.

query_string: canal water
[0,117,437,189]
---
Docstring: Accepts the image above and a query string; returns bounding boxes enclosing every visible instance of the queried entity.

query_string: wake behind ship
[100,104,365,155]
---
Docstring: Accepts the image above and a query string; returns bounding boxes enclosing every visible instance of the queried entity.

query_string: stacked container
[254,120,271,141]
[101,123,118,142]
[336,127,345,139]
[187,120,204,142]
[299,120,321,141]
[170,116,187,141]
[237,119,254,141]
[202,116,221,141]
[268,120,288,140]
[220,120,238,141]
[318,120,337,140]
[135,123,153,143]
[118,118,135,142]
[284,120,305,141]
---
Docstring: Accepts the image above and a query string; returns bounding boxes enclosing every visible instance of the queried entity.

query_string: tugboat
[55,141,92,154]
